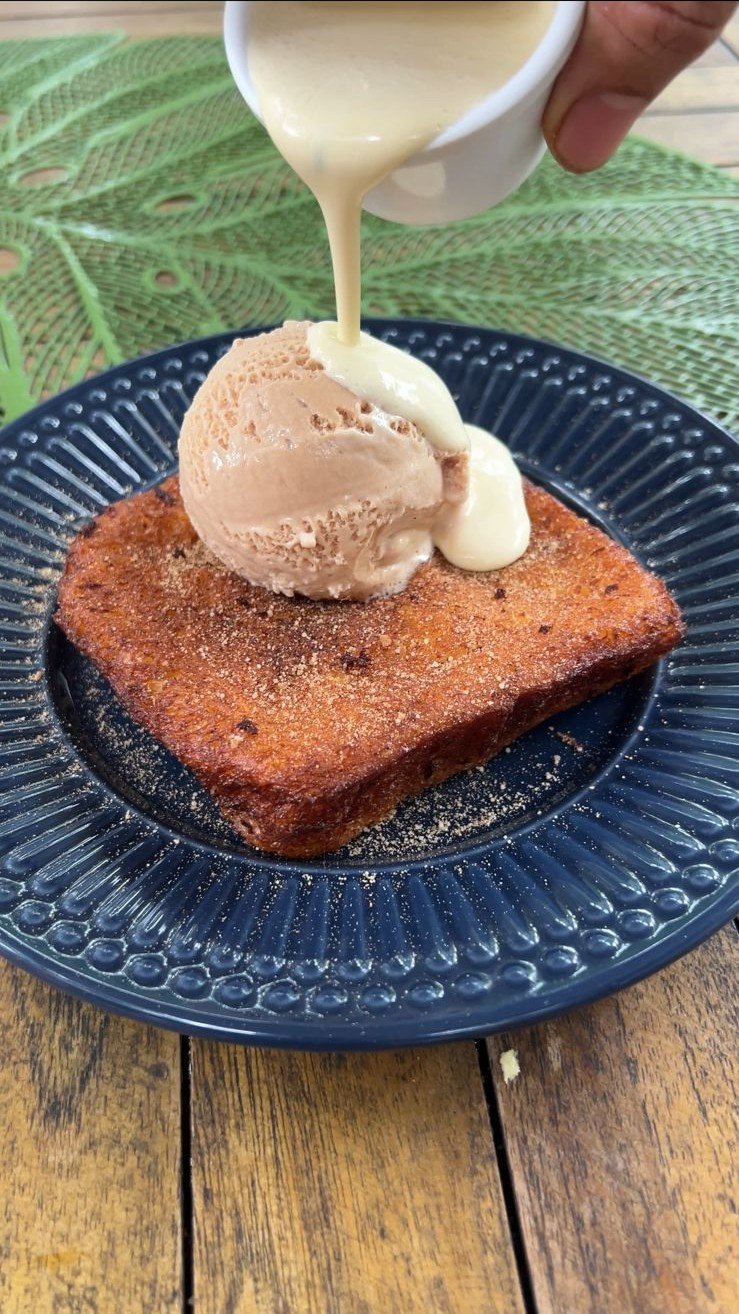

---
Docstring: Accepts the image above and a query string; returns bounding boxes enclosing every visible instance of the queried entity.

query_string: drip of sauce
[248,1,552,575]
[435,425,531,570]
[249,0,553,346]
[308,324,530,571]
[307,322,468,454]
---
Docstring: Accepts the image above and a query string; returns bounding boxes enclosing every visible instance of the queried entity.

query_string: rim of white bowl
[223,0,585,153]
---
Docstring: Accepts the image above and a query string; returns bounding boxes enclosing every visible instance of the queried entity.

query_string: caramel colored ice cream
[179,322,466,600]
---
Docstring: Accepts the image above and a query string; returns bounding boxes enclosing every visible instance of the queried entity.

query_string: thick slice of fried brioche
[56,477,683,856]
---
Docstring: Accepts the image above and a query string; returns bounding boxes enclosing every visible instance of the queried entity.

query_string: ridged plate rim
[0,318,736,1048]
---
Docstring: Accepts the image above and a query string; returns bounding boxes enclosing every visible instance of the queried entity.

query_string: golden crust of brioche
[56,477,683,857]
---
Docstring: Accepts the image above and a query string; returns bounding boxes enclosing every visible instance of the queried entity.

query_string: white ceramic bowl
[224,0,585,225]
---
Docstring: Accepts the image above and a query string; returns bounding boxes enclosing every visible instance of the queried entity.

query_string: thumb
[543,1,738,172]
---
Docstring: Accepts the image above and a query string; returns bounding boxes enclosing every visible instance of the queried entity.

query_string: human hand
[543,0,738,171]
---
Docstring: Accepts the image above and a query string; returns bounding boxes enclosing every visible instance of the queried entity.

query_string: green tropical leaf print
[0,35,737,427]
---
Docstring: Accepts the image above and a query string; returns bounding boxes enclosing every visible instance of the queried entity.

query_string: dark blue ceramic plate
[0,321,737,1048]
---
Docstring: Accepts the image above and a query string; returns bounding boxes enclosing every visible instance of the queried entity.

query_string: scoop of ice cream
[179,322,467,600]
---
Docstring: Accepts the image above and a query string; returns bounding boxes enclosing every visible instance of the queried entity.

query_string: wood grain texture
[191,1043,524,1314]
[0,1,221,14]
[721,10,739,57]
[634,110,739,165]
[694,38,739,65]
[489,925,739,1314]
[0,5,222,37]
[647,65,739,113]
[0,5,735,65]
[0,960,182,1314]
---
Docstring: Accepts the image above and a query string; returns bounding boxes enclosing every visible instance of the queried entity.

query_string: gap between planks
[188,1041,526,1314]
[487,924,739,1314]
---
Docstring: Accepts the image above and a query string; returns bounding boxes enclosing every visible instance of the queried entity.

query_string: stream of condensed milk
[248,1,553,571]
[249,1,553,345]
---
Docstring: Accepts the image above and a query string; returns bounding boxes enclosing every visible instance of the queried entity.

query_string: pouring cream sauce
[248,1,552,571]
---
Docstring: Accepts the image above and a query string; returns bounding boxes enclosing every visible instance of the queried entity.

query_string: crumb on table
[500,1049,521,1084]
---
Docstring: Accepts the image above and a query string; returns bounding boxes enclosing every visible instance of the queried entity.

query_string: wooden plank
[0,6,733,73]
[633,112,739,166]
[0,960,182,1313]
[646,65,739,114]
[721,10,739,57]
[0,7,222,37]
[191,1042,525,1314]
[489,925,739,1314]
[0,2,220,14]
[693,38,739,66]
[0,3,734,60]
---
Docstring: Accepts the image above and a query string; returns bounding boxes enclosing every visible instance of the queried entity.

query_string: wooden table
[1,5,737,1313]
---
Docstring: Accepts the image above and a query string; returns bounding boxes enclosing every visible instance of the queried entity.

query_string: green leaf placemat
[0,34,737,428]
